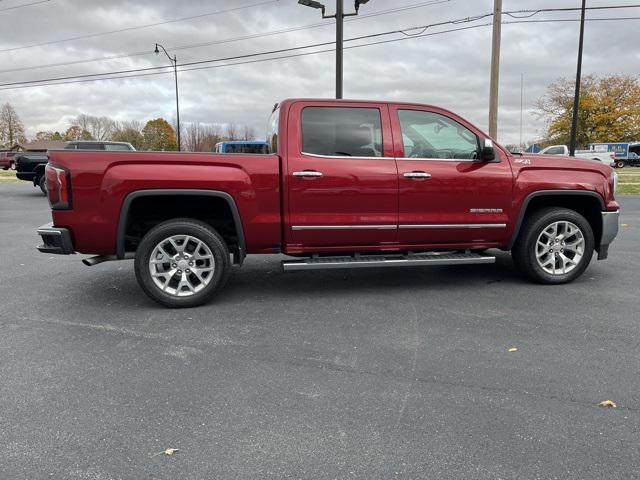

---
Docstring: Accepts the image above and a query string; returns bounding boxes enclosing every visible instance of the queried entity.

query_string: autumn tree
[64,125,93,141]
[112,120,144,150]
[142,118,177,151]
[0,103,27,147]
[535,74,640,147]
[33,131,63,142]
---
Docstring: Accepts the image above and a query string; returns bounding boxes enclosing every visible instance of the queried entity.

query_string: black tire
[134,218,231,308]
[512,207,594,284]
[616,160,626,169]
[38,175,47,195]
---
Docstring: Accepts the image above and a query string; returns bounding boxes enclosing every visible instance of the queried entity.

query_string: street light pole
[154,43,181,151]
[298,0,370,99]
[569,0,587,157]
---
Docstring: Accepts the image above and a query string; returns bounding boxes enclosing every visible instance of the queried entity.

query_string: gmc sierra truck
[37,99,620,307]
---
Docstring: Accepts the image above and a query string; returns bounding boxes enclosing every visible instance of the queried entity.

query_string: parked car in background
[213,141,270,154]
[37,98,619,308]
[587,142,640,168]
[0,151,17,170]
[538,144,616,167]
[16,141,135,194]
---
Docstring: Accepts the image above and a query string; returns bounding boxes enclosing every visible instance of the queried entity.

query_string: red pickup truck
[37,99,620,307]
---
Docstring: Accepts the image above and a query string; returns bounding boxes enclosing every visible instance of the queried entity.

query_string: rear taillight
[45,164,71,209]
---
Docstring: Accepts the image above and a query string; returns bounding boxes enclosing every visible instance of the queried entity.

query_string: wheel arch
[116,189,246,264]
[508,190,605,250]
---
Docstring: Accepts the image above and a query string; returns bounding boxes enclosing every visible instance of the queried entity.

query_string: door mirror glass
[481,139,496,161]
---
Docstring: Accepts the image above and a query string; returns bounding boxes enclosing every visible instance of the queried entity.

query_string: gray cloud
[1,0,638,145]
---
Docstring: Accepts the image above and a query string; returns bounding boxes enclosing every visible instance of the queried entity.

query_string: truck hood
[514,153,611,175]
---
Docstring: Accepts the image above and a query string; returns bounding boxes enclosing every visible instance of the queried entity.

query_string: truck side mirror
[481,139,496,161]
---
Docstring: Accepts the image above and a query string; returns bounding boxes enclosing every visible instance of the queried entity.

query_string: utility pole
[488,0,502,139]
[336,0,344,99]
[569,0,587,156]
[520,73,524,151]
[298,0,370,99]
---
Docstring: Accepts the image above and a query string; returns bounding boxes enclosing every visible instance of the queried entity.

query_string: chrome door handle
[403,171,431,178]
[292,170,323,177]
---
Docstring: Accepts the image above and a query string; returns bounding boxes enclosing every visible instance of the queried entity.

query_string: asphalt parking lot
[1,183,639,479]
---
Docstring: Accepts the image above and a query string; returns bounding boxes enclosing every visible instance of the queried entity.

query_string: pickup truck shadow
[61,251,527,308]
[226,251,522,299]
[71,251,527,309]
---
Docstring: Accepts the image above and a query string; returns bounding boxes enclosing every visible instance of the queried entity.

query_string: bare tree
[0,103,26,147]
[225,122,239,141]
[184,122,224,152]
[241,124,255,141]
[72,113,117,141]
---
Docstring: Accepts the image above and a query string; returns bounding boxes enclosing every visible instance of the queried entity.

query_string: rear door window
[301,107,382,158]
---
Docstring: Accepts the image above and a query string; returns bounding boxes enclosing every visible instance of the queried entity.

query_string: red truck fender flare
[507,189,605,250]
[116,189,246,262]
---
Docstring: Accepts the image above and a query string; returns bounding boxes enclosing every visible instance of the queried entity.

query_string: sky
[1,0,638,146]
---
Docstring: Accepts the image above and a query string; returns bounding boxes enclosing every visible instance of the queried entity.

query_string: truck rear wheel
[616,160,626,168]
[512,207,594,284]
[134,219,231,308]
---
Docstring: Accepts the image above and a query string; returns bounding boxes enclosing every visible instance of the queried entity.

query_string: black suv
[16,141,135,194]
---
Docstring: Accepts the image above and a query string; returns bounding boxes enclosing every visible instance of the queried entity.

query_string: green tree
[142,118,177,151]
[535,74,640,147]
[0,103,27,147]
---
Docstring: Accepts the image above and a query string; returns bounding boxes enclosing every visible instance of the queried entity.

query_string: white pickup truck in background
[538,145,616,167]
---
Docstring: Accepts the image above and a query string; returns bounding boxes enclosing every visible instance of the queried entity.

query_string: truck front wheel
[134,219,231,308]
[512,207,594,284]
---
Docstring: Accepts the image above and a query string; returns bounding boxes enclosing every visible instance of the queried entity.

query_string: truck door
[390,106,513,246]
[285,103,398,248]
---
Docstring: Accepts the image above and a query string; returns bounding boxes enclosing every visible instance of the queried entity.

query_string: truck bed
[47,150,282,255]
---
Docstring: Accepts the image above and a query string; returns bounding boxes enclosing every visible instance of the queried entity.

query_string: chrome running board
[282,252,495,272]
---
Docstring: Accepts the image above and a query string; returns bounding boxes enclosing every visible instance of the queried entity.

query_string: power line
[2,14,638,91]
[0,0,50,12]
[4,4,640,89]
[0,0,279,53]
[4,9,495,88]
[0,0,450,74]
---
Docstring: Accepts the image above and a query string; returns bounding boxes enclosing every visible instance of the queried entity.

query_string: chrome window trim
[301,151,394,160]
[399,223,507,229]
[292,225,397,231]
[396,157,478,163]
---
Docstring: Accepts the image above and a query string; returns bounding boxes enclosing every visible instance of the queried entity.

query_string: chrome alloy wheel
[148,235,215,297]
[535,221,585,275]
